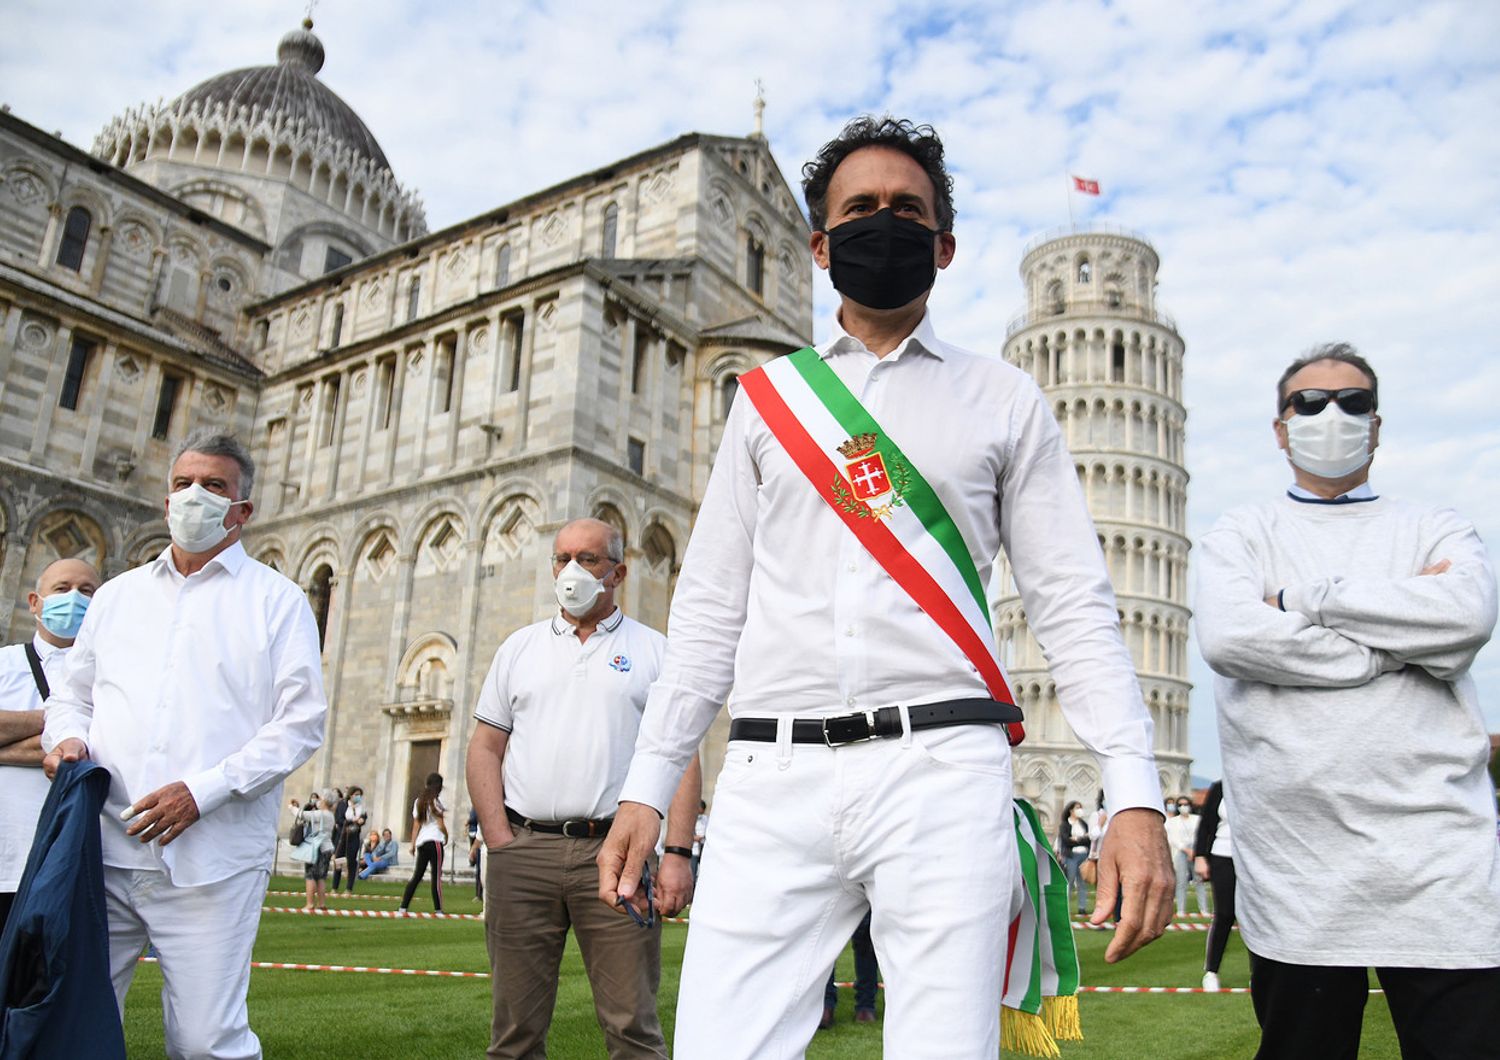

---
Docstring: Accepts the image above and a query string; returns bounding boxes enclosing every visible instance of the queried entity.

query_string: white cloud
[4,0,1498,780]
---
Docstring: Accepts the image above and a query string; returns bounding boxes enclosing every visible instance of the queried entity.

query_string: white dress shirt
[474,608,666,821]
[0,633,69,891]
[43,542,327,886]
[619,311,1159,815]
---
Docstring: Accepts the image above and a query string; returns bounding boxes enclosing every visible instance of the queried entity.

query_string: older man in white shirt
[44,429,327,1060]
[0,557,102,936]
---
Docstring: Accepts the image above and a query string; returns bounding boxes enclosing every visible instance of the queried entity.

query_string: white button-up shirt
[474,608,666,821]
[1,634,69,891]
[619,311,1160,815]
[43,542,327,886]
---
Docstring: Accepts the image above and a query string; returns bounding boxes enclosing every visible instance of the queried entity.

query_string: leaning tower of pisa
[995,226,1193,830]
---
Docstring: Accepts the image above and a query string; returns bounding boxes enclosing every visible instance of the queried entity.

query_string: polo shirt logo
[608,654,632,672]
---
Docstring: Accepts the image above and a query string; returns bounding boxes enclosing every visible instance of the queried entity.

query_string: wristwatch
[662,845,693,859]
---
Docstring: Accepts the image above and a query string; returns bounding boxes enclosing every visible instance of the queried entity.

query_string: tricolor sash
[1003,798,1083,1057]
[739,346,1023,743]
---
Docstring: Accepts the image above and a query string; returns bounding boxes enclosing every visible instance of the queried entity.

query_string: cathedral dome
[169,19,389,171]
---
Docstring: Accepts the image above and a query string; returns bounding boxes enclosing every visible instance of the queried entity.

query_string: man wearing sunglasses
[1196,343,1500,1059]
[466,516,701,1060]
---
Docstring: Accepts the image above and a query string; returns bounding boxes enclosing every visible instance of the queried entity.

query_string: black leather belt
[505,806,613,838]
[727,698,1023,747]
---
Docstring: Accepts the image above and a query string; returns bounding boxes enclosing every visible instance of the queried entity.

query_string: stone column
[444,330,467,469]
[385,553,417,700]
[30,324,73,463]
[326,369,349,498]
[79,341,119,477]
[88,226,114,296]
[511,306,536,453]
[316,565,355,787]
[0,303,23,412]
[383,347,408,486]
[37,204,62,268]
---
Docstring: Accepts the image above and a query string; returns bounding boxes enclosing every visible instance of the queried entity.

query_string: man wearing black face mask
[601,116,1174,1059]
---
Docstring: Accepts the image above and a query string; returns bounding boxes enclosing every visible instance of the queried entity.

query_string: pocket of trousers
[910,723,1012,778]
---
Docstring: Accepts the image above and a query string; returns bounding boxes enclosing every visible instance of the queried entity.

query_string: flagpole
[1065,173,1075,229]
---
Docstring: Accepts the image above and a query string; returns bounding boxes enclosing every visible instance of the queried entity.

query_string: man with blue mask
[42,429,327,1058]
[601,116,1175,1059]
[1196,344,1499,1058]
[0,557,101,935]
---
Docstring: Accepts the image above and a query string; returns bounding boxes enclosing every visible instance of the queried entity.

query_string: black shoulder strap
[23,642,50,701]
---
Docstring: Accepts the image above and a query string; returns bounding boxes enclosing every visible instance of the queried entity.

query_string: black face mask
[826,208,939,311]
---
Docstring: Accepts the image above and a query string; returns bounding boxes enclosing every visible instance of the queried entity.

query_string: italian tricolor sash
[739,346,1023,743]
[1003,798,1083,1057]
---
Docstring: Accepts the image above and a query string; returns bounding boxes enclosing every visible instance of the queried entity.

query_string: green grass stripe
[785,348,990,621]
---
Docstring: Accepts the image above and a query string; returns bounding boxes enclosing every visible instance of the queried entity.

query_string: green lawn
[119,875,1403,1058]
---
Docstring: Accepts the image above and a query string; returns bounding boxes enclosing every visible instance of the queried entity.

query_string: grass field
[119,875,1403,1058]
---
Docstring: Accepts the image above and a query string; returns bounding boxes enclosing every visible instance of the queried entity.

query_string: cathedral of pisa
[0,20,1189,834]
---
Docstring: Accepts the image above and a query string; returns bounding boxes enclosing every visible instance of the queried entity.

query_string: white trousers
[674,720,1017,1060]
[105,865,269,1060]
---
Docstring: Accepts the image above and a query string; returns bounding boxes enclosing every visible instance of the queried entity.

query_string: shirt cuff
[617,753,679,817]
[1279,578,1330,623]
[40,722,87,754]
[1098,755,1164,820]
[183,765,233,817]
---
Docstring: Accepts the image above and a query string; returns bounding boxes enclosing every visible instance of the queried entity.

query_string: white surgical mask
[167,483,246,554]
[1284,404,1373,479]
[554,559,609,618]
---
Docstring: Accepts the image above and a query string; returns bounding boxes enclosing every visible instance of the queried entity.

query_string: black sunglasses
[1280,388,1375,417]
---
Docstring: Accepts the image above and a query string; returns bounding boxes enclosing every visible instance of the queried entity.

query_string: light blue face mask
[40,588,90,639]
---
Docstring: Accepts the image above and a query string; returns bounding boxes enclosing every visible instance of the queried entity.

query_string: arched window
[1045,279,1064,314]
[307,564,334,650]
[746,236,765,296]
[1077,258,1092,284]
[720,373,740,419]
[601,203,618,258]
[56,206,92,271]
[496,243,512,287]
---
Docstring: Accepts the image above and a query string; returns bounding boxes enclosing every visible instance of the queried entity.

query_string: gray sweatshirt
[1195,493,1500,967]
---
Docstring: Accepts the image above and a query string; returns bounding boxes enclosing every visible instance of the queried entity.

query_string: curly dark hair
[801,116,956,233]
[1276,342,1379,413]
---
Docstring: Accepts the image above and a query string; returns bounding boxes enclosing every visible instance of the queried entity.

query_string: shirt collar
[151,539,250,580]
[551,606,625,637]
[820,307,945,363]
[30,631,67,658]
[1286,482,1378,505]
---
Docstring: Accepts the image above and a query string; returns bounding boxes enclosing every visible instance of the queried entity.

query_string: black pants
[1250,951,1500,1060]
[1205,854,1236,973]
[331,831,362,892]
[0,891,13,939]
[400,840,444,912]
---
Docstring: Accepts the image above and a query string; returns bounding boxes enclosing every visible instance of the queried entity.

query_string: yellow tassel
[1001,1006,1060,1058]
[1042,994,1083,1042]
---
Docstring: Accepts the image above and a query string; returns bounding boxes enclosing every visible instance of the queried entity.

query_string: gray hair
[170,429,256,501]
[1276,342,1379,413]
[554,517,625,563]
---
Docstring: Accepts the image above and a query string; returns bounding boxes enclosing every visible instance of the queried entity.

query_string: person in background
[301,792,335,912]
[400,772,447,914]
[1057,800,1091,916]
[691,800,709,884]
[359,828,399,879]
[468,807,483,902]
[358,828,381,875]
[0,558,102,936]
[1164,795,1198,916]
[1173,796,1210,915]
[1193,780,1235,990]
[820,910,880,1028]
[331,785,367,893]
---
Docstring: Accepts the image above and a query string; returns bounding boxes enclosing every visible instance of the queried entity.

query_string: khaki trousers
[485,827,665,1060]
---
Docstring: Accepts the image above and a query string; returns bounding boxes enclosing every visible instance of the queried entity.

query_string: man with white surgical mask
[0,557,102,935]
[1196,344,1500,1059]
[466,517,701,1060]
[43,429,327,1058]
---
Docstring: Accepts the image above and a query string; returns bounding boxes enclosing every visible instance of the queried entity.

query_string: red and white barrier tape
[139,956,489,979]
[261,905,692,925]
[1073,922,1236,932]
[266,890,402,901]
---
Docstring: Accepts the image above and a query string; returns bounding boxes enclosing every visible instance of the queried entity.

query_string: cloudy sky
[5,0,1498,777]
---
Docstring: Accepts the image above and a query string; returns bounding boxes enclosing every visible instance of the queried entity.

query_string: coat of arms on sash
[832,433,911,521]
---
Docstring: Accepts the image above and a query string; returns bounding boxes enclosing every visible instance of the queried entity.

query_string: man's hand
[1420,559,1451,576]
[1194,855,1210,881]
[597,801,661,919]
[656,852,695,917]
[1090,807,1175,963]
[123,781,200,847]
[42,737,89,779]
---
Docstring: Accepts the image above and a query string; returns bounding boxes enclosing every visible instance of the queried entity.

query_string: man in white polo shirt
[466,517,702,1060]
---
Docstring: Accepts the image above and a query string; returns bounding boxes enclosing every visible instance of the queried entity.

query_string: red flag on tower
[1072,176,1100,196]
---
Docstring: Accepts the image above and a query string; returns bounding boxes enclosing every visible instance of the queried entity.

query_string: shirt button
[846,563,857,573]
[844,626,855,637]
[845,695,856,707]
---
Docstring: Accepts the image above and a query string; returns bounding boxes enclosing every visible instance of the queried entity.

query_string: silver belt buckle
[822,709,878,747]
